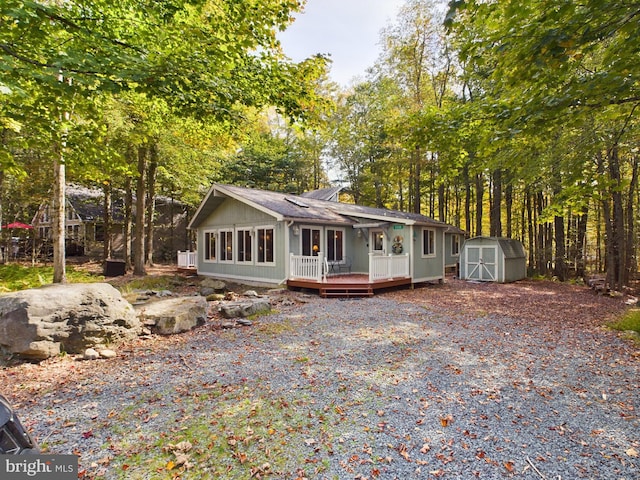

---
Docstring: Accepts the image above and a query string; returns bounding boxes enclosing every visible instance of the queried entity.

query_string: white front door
[466,246,497,281]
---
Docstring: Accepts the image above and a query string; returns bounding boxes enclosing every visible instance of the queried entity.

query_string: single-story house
[459,236,527,283]
[186,183,465,296]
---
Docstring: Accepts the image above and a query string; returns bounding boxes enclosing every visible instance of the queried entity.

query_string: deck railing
[290,252,325,282]
[177,250,197,268]
[369,253,410,282]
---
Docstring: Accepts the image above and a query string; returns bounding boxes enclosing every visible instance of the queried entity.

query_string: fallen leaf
[626,447,638,457]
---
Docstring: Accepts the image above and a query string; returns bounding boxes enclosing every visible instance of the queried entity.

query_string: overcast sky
[278,0,405,87]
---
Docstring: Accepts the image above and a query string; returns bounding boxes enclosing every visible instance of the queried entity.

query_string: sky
[278,0,406,87]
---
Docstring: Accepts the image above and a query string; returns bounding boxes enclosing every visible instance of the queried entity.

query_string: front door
[465,246,497,281]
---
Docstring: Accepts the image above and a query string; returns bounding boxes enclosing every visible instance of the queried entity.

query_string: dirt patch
[386,277,628,326]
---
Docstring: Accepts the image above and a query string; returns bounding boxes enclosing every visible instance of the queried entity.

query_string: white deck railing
[369,253,410,282]
[290,252,325,282]
[177,250,197,268]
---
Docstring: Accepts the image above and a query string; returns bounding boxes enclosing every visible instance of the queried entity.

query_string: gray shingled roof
[299,186,342,201]
[188,184,449,230]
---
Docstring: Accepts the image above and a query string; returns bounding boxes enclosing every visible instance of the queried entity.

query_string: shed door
[465,246,497,281]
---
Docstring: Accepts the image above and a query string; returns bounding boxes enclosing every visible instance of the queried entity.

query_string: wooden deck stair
[319,283,374,298]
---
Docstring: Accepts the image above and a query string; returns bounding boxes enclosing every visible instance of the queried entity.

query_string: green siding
[197,198,286,284]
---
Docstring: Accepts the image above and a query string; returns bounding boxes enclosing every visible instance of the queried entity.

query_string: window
[326,228,344,262]
[422,229,435,256]
[204,231,216,261]
[95,223,105,242]
[371,230,385,254]
[237,229,252,263]
[219,230,233,262]
[451,234,460,256]
[257,227,274,264]
[301,227,321,256]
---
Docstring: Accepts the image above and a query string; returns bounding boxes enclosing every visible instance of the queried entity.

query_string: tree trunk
[475,173,483,236]
[624,154,638,284]
[526,188,535,275]
[52,150,66,283]
[490,169,502,237]
[145,143,158,266]
[438,182,446,223]
[124,176,133,271]
[102,181,112,261]
[535,191,547,275]
[413,147,422,214]
[608,146,625,290]
[554,214,567,281]
[133,145,147,276]
[464,164,471,234]
[505,183,513,238]
[575,209,588,278]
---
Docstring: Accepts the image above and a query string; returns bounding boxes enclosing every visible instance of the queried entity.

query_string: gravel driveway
[2,280,639,479]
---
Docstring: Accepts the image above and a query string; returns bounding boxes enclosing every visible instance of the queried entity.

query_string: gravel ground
[2,280,639,479]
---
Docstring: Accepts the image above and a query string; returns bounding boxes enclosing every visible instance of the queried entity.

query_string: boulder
[200,278,226,291]
[0,283,141,360]
[219,298,271,319]
[136,296,207,335]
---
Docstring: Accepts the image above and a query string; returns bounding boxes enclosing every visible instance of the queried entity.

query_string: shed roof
[188,184,448,230]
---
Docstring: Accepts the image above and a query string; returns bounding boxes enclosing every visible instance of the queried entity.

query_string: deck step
[320,286,374,298]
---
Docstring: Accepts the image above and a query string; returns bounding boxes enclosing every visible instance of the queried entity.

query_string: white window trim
[236,228,254,265]
[256,225,276,266]
[203,230,217,263]
[422,228,436,258]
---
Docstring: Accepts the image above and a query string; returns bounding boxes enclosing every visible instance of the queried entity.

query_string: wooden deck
[287,274,412,298]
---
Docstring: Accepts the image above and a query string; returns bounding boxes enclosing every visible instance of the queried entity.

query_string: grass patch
[256,319,296,336]
[100,385,338,479]
[116,275,181,294]
[608,309,640,334]
[0,264,103,292]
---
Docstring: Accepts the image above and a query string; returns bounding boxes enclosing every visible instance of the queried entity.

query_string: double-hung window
[219,230,233,262]
[256,227,274,264]
[237,229,252,263]
[422,228,436,257]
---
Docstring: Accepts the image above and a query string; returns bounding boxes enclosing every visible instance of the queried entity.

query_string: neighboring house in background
[186,183,465,294]
[32,184,189,261]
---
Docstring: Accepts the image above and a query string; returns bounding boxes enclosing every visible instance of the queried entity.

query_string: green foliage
[0,264,103,292]
[608,309,640,334]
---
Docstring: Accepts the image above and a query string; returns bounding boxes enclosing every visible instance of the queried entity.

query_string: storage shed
[459,237,526,283]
